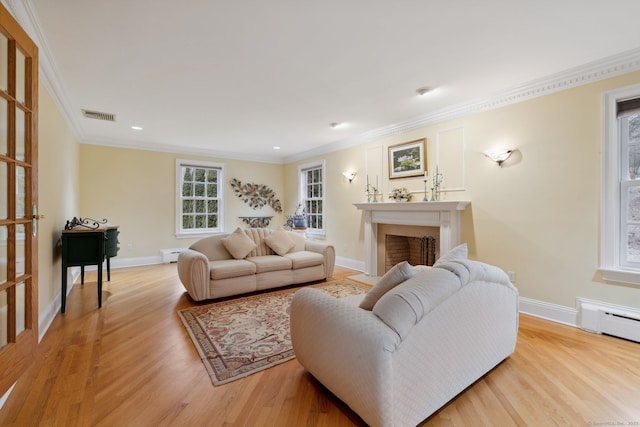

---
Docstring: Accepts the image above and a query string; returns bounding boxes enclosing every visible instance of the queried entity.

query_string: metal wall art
[230,178,283,212]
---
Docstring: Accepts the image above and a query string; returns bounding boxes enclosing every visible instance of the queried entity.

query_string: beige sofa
[290,257,518,427]
[177,227,335,301]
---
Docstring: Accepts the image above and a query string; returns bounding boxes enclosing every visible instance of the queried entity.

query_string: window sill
[599,267,640,286]
[176,230,224,239]
[305,230,326,240]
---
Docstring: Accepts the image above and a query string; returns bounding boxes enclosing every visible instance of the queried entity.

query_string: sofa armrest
[177,249,210,301]
[290,288,400,426]
[304,241,335,277]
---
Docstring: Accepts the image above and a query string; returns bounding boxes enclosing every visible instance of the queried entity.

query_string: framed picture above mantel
[388,138,426,179]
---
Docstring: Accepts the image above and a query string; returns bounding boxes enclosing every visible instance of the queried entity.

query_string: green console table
[61,225,119,313]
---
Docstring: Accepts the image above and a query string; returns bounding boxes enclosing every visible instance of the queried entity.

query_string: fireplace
[354,201,470,276]
[379,224,438,275]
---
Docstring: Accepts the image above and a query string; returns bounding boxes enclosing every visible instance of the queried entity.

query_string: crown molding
[82,137,285,164]
[6,0,640,165]
[3,0,85,140]
[284,46,640,164]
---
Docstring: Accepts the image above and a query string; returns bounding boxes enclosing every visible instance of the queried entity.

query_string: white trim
[335,256,365,272]
[518,297,578,327]
[298,160,326,236]
[284,47,640,164]
[175,159,224,236]
[0,383,15,411]
[600,83,640,286]
[6,1,640,165]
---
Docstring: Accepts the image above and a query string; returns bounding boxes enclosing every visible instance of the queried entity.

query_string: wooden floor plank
[0,263,639,426]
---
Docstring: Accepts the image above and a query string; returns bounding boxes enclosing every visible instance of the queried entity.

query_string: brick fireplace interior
[377,224,439,275]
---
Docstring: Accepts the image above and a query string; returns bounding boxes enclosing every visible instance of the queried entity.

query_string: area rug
[178,280,370,386]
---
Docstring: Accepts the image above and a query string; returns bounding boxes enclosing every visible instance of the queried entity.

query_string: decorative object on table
[177,279,370,386]
[365,174,379,202]
[388,187,412,202]
[430,165,444,201]
[238,216,273,228]
[64,216,108,230]
[230,178,283,212]
[388,138,426,179]
[287,203,308,229]
[422,170,429,201]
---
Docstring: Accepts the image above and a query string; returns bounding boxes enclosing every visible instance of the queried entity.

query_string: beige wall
[65,70,640,314]
[78,146,286,259]
[38,85,80,322]
[286,71,640,310]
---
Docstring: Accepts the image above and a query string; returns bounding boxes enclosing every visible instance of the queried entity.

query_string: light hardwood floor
[0,264,639,426]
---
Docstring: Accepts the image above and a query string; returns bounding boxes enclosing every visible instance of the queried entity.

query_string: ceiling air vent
[81,109,116,122]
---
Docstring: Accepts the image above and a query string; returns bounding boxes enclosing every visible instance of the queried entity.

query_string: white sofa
[290,258,519,427]
[177,227,335,301]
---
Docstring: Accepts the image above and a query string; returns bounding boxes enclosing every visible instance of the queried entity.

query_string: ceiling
[9,0,640,163]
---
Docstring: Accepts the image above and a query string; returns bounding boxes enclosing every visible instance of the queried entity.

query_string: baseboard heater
[577,298,640,343]
[160,248,186,263]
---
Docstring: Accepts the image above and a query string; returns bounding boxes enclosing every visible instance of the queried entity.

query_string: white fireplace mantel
[354,201,470,276]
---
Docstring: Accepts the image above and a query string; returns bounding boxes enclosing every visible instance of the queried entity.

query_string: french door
[0,4,39,398]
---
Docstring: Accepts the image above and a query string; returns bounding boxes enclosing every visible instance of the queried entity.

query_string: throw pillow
[359,261,415,311]
[221,227,257,259]
[433,243,468,267]
[264,229,296,256]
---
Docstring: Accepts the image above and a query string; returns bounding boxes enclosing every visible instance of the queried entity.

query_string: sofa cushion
[222,227,257,259]
[209,259,257,280]
[359,261,415,311]
[372,268,461,339]
[433,243,468,267]
[283,251,324,269]
[264,229,296,256]
[287,231,306,252]
[246,255,293,273]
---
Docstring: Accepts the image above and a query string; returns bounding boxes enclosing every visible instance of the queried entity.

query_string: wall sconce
[342,171,356,183]
[485,150,513,167]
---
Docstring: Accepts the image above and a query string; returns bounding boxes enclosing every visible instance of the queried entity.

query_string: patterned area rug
[178,280,370,386]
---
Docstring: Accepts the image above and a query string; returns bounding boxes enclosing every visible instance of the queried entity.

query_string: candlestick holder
[423,178,429,201]
[365,184,379,203]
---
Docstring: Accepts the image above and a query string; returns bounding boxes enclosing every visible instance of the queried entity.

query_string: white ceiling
[11,0,640,163]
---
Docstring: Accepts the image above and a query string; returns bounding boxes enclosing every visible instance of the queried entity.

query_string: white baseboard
[518,296,578,327]
[335,256,365,272]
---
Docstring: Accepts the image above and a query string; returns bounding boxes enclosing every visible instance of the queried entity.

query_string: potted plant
[288,203,308,229]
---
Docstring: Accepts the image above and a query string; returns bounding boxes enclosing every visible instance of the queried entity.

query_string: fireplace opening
[385,235,437,272]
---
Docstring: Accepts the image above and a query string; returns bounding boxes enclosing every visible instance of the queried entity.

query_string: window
[299,161,325,237]
[601,84,640,285]
[176,159,223,236]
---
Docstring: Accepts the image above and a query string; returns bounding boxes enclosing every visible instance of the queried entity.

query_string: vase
[395,199,408,202]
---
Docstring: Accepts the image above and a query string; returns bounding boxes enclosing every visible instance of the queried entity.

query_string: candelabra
[430,171,443,201]
[365,184,379,203]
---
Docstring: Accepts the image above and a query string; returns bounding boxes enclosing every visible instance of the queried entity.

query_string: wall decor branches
[230,178,283,212]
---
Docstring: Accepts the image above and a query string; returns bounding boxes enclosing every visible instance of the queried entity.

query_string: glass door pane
[16,108,25,161]
[0,97,6,156]
[0,162,6,219]
[15,48,25,104]
[0,290,7,348]
[0,226,7,284]
[0,33,7,92]
[15,281,25,336]
[16,224,25,276]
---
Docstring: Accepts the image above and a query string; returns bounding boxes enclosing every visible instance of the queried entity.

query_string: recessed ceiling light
[330,122,345,129]
[131,125,143,130]
[273,146,281,150]
[416,87,433,97]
